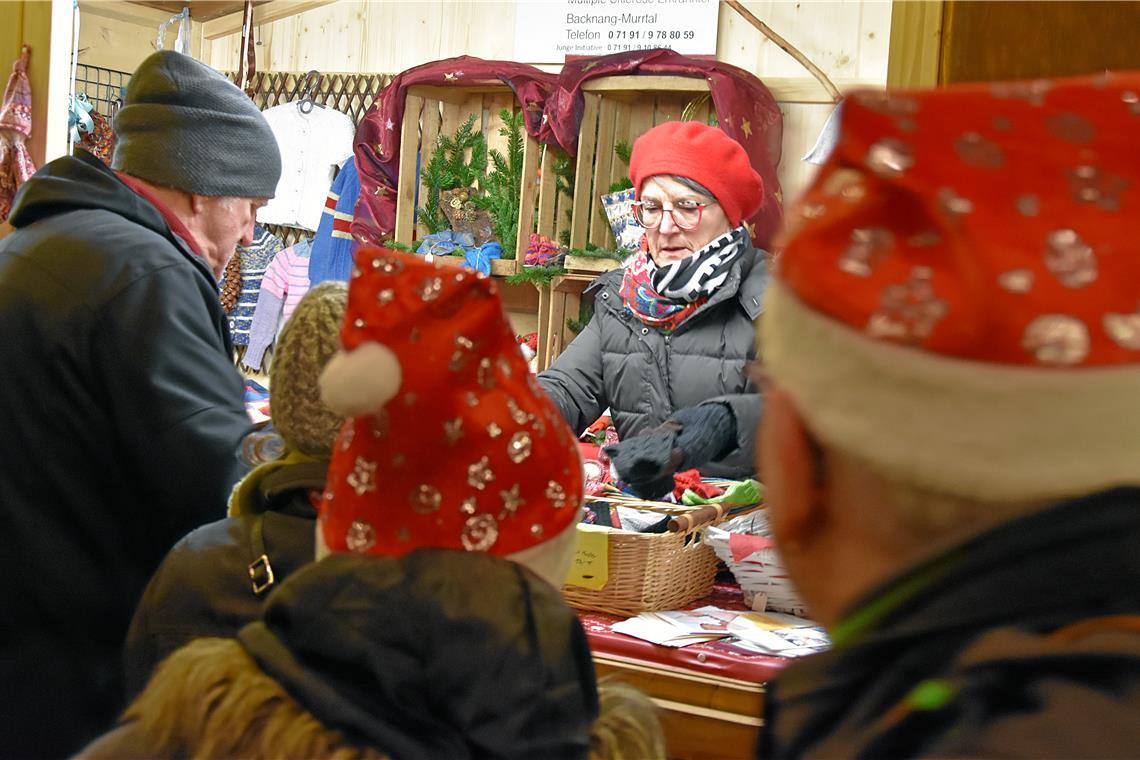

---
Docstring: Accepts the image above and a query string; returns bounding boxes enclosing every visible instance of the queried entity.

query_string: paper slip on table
[579,582,790,760]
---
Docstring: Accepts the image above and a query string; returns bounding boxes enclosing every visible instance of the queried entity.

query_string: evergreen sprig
[506,265,567,287]
[474,109,525,259]
[418,114,489,234]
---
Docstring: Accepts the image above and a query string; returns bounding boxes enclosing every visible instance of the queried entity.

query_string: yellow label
[564,524,610,590]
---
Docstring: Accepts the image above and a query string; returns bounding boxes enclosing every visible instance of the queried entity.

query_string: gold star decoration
[741,119,753,139]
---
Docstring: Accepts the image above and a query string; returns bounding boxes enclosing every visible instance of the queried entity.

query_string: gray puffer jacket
[538,245,767,479]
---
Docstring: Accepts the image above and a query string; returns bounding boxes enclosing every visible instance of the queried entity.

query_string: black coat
[538,246,767,479]
[0,152,252,757]
[761,488,1140,759]
[124,461,321,698]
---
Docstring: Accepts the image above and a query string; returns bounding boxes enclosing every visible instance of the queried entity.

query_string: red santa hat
[318,249,584,585]
[763,71,1140,503]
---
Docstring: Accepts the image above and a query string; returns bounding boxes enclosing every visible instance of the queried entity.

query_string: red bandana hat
[319,249,583,559]
[763,72,1140,503]
[629,121,764,227]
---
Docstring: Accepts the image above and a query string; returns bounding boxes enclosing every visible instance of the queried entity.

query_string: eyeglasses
[631,199,714,230]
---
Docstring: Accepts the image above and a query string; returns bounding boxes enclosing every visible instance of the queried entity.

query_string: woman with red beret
[538,121,767,497]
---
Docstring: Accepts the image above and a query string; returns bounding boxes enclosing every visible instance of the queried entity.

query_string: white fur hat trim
[318,342,402,417]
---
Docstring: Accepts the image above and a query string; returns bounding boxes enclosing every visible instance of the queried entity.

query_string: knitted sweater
[227,224,284,346]
[244,238,313,370]
[308,157,360,284]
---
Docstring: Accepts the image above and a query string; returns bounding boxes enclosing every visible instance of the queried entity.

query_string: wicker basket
[704,511,808,617]
[561,526,718,617]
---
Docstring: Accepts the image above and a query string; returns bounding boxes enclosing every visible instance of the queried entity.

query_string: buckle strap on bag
[247,514,275,595]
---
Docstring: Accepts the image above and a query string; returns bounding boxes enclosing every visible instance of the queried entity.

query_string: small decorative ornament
[1022,315,1089,365]
[461,513,498,552]
[991,79,1051,107]
[347,457,378,496]
[466,391,480,407]
[377,288,395,305]
[821,168,863,199]
[838,228,894,277]
[545,480,568,509]
[1103,306,1140,350]
[506,398,530,425]
[1065,165,1129,211]
[353,318,366,328]
[372,255,403,274]
[497,355,513,378]
[1044,229,1097,288]
[507,431,533,464]
[531,523,544,537]
[799,202,826,219]
[499,484,525,518]
[937,187,974,216]
[487,422,502,439]
[954,132,1005,169]
[866,266,948,342]
[460,497,478,515]
[998,269,1035,293]
[531,415,546,437]
[467,456,495,490]
[1044,112,1095,144]
[1016,194,1041,216]
[449,335,475,372]
[410,485,442,514]
[477,357,496,389]
[418,276,443,301]
[865,137,915,177]
[339,420,356,451]
[345,520,376,553]
[443,417,463,445]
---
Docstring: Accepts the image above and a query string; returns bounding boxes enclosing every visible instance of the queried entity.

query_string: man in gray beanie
[0,51,282,757]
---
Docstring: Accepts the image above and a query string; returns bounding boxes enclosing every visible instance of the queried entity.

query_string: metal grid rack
[74,64,131,117]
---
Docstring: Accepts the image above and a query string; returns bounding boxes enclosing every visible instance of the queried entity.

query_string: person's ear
[188,193,209,215]
[759,384,827,553]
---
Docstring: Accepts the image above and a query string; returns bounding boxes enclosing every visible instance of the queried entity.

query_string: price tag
[514,0,719,63]
[565,523,610,590]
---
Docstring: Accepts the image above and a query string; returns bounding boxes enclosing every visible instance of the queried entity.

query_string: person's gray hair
[670,175,717,202]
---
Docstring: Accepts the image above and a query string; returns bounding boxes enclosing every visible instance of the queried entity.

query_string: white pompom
[319,342,402,416]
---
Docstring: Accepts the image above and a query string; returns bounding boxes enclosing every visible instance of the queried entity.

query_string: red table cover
[579,582,790,684]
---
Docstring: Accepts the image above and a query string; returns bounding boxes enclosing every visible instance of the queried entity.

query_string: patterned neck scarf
[619,226,748,333]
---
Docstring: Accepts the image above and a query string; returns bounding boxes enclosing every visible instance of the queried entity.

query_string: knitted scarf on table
[619,226,747,333]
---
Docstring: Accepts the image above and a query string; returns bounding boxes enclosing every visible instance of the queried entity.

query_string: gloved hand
[603,403,737,499]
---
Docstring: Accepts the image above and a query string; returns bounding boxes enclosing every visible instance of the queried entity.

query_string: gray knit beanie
[112,50,282,198]
[271,281,349,457]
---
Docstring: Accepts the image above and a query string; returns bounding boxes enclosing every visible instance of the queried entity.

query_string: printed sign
[514,0,720,63]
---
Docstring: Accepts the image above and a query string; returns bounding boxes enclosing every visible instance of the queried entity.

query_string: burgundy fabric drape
[352,49,784,249]
[542,49,783,248]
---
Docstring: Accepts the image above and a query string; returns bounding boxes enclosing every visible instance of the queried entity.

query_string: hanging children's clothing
[77,110,115,165]
[226,223,284,347]
[244,238,313,371]
[0,47,36,224]
[256,102,355,231]
[308,157,360,284]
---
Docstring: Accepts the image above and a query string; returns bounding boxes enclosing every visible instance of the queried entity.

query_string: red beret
[629,121,764,227]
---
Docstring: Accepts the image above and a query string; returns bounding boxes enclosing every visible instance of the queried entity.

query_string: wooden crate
[533,76,712,370]
[392,82,544,277]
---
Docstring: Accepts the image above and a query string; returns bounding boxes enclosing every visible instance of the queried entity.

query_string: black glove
[603,404,737,499]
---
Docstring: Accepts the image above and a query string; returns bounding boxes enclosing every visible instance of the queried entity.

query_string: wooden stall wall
[203,0,893,205]
[1,0,73,166]
[78,1,205,73]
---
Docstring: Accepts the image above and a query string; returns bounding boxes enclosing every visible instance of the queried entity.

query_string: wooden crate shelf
[391,81,542,279]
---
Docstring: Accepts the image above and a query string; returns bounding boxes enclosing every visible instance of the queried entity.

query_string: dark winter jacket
[0,152,252,758]
[760,487,1140,759]
[124,459,322,698]
[538,244,767,479]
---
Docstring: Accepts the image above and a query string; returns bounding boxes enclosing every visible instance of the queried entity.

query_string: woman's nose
[657,208,680,234]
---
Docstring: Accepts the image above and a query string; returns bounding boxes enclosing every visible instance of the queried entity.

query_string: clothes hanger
[296,70,326,115]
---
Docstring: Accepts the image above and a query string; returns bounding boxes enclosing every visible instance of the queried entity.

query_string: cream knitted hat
[270,281,348,457]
